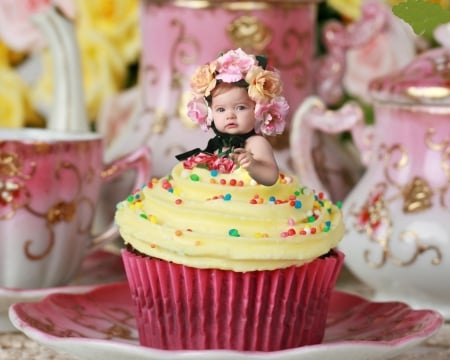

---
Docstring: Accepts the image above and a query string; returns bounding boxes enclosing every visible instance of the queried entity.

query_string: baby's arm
[232,135,279,186]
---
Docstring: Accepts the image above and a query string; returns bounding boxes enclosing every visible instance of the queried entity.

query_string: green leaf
[392,0,450,40]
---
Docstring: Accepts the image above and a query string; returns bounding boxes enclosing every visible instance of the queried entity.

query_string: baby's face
[211,86,256,135]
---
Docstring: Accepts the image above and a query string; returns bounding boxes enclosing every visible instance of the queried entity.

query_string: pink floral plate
[0,250,125,333]
[9,282,443,360]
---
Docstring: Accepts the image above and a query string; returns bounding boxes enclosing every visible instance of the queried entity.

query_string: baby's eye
[215,107,225,112]
[236,105,248,111]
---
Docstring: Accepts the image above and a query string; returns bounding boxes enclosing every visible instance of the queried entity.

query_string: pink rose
[187,97,210,131]
[215,48,256,83]
[255,97,289,136]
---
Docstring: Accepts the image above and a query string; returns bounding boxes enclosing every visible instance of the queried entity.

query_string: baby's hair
[206,80,248,106]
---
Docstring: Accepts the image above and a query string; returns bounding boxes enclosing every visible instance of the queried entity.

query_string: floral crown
[187,48,289,136]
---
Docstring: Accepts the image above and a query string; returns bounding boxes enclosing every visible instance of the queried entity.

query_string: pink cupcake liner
[122,249,344,351]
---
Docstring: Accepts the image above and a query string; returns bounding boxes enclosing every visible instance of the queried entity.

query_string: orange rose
[190,62,217,97]
[245,65,282,103]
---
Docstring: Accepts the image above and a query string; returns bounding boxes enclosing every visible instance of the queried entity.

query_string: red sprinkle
[175,199,182,205]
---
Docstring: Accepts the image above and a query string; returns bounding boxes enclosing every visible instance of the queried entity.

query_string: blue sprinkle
[295,200,302,209]
[210,170,218,177]
[224,193,232,201]
[269,196,276,202]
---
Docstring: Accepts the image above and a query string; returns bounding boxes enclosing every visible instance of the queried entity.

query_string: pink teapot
[292,47,450,317]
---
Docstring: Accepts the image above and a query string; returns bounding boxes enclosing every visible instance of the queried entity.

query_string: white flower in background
[434,23,450,47]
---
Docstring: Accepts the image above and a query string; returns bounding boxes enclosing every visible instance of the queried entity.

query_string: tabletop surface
[1,266,449,360]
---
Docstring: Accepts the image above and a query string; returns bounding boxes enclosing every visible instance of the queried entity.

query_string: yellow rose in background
[77,0,140,65]
[0,68,39,128]
[0,42,41,128]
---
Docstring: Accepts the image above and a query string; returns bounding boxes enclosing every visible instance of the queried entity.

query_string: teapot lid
[369,48,450,106]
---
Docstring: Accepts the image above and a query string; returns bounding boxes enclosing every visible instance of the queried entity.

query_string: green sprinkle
[228,229,240,237]
[308,216,315,223]
[190,174,200,181]
[127,195,134,202]
[140,214,148,219]
[336,201,342,209]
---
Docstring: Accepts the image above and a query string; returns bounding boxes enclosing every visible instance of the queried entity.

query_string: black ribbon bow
[175,123,256,161]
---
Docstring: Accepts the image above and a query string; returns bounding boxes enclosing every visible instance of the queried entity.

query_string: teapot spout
[32,5,89,133]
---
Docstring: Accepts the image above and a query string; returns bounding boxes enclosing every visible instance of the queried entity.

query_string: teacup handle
[290,96,373,199]
[89,145,151,250]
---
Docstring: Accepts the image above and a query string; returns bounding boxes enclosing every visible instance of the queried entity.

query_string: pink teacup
[0,129,150,289]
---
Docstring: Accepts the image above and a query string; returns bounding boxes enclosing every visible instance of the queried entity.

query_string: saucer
[9,281,443,360]
[1,250,125,333]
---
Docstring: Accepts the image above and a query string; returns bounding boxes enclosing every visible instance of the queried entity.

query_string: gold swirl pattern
[227,15,272,52]
[352,126,450,268]
[0,147,97,261]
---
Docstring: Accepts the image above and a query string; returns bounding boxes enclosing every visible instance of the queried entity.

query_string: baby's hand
[232,148,253,168]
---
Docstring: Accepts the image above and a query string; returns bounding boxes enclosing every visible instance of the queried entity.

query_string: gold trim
[143,0,320,10]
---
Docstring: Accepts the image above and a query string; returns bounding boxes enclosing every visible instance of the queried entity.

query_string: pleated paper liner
[122,248,344,351]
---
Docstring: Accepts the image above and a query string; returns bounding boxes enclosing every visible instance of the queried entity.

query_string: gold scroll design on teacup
[351,131,448,268]
[20,302,136,340]
[22,160,96,261]
[0,152,36,220]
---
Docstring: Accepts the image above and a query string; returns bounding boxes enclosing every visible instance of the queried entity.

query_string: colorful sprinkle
[210,169,218,177]
[228,229,240,237]
[190,174,200,181]
[175,198,183,205]
[224,193,232,201]
[175,230,183,236]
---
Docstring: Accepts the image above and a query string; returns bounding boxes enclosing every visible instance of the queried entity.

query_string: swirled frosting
[115,162,344,272]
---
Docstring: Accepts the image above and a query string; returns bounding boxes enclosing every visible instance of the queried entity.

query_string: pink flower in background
[255,97,289,135]
[187,97,211,131]
[0,0,75,51]
[215,48,256,83]
[342,1,416,104]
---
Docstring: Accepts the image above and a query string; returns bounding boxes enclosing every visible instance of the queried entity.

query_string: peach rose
[245,65,283,104]
[190,62,217,97]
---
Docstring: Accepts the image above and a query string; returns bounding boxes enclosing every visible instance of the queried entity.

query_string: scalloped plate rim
[8,281,444,360]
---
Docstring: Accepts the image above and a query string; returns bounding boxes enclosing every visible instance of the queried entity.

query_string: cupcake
[115,49,345,351]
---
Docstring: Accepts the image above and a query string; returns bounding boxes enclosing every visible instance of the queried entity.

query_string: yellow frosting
[115,162,344,272]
